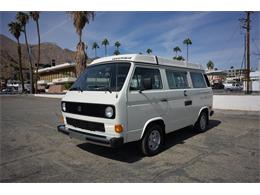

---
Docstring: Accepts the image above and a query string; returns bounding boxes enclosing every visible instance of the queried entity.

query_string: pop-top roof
[90,54,203,70]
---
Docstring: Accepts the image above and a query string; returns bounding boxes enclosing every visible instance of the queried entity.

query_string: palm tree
[92,42,99,57]
[102,38,109,56]
[16,12,34,93]
[8,21,25,92]
[183,38,192,62]
[173,46,181,57]
[29,11,40,93]
[68,11,95,77]
[115,41,121,50]
[114,41,121,55]
[146,48,152,54]
[207,60,214,70]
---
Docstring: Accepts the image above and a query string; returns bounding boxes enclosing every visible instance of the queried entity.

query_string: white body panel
[61,54,213,145]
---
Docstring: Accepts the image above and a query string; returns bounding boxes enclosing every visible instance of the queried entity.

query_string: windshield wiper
[91,86,112,93]
[70,86,83,92]
[102,86,112,93]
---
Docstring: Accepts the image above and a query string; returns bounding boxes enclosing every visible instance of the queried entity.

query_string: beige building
[206,70,227,85]
[224,68,246,80]
[37,62,76,93]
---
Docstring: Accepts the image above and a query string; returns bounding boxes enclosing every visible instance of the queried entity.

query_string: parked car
[224,83,243,91]
[212,83,224,89]
[57,54,214,156]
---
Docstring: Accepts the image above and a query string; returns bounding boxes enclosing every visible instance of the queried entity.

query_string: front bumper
[57,125,123,148]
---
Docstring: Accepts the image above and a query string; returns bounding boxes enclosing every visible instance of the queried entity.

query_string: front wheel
[141,124,164,156]
[194,111,208,132]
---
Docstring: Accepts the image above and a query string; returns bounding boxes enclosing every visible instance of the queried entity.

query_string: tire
[141,124,164,156]
[194,111,208,132]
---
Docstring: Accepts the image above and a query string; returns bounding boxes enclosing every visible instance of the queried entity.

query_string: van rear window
[190,72,207,88]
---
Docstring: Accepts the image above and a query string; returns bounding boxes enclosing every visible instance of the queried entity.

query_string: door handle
[160,98,168,102]
[185,100,192,106]
[184,90,187,96]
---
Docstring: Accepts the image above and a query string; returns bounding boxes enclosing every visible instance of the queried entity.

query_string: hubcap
[148,130,161,151]
[200,114,207,130]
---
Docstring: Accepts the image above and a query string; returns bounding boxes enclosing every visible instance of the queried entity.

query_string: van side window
[130,67,162,90]
[166,70,189,89]
[190,72,207,88]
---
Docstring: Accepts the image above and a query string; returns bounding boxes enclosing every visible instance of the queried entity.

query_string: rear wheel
[195,111,208,132]
[141,124,164,156]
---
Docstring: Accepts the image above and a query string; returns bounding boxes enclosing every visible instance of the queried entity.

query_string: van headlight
[105,106,113,118]
[62,102,66,112]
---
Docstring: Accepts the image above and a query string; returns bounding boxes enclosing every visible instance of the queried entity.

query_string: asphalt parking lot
[0,95,259,182]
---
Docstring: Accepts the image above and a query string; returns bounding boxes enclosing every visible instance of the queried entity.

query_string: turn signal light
[115,124,123,133]
[59,115,64,124]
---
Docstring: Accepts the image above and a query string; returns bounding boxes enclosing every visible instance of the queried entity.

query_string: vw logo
[77,106,82,112]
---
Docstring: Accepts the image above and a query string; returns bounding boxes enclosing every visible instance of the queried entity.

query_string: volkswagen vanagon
[58,54,213,156]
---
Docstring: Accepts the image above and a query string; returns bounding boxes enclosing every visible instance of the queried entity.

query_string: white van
[58,54,213,156]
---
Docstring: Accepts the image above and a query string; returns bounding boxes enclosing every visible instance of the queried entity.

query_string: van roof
[90,54,203,70]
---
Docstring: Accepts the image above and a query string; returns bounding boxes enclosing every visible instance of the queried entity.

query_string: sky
[1,11,259,70]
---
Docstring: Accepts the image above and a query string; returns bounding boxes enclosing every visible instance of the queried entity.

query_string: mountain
[0,34,76,80]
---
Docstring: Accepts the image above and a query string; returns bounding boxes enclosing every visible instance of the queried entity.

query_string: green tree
[29,11,40,93]
[207,60,214,70]
[8,21,25,92]
[113,50,120,55]
[102,38,109,56]
[92,42,99,57]
[173,46,181,57]
[173,55,185,61]
[146,48,152,54]
[183,38,192,62]
[68,11,95,77]
[16,12,34,93]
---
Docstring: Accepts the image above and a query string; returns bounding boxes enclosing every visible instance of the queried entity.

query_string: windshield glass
[70,63,131,92]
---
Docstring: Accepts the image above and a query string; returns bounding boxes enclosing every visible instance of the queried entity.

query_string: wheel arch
[197,106,209,120]
[140,117,166,139]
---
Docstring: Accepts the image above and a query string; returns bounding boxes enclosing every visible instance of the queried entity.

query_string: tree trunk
[24,27,35,94]
[75,42,87,77]
[35,20,40,94]
[17,39,25,92]
[105,45,107,56]
[186,45,189,62]
[95,48,97,57]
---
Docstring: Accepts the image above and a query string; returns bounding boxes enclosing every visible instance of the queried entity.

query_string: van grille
[62,101,115,119]
[66,117,105,132]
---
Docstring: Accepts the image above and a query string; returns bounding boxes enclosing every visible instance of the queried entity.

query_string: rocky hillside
[0,34,76,80]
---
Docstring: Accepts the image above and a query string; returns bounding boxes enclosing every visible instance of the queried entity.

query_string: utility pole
[242,11,253,94]
[245,12,251,94]
[240,12,254,94]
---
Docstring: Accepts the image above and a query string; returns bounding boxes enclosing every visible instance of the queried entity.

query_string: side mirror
[141,77,152,91]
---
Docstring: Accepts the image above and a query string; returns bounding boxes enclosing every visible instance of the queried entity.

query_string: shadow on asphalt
[77,119,221,163]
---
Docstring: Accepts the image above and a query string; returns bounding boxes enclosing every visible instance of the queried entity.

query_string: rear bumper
[57,125,123,148]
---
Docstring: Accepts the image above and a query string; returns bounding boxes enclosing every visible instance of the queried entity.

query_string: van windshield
[70,63,131,92]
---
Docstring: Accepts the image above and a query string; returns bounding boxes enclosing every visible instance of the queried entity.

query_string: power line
[251,37,260,54]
